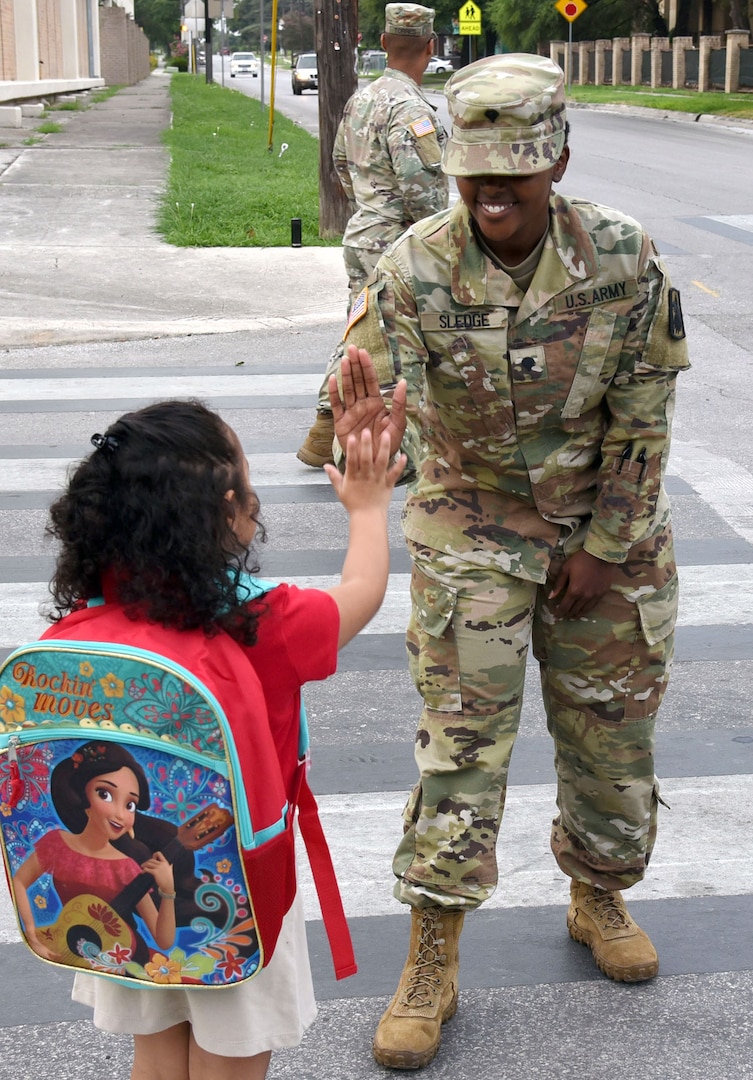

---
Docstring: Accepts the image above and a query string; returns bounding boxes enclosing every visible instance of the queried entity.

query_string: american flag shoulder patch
[343,287,368,338]
[410,116,435,139]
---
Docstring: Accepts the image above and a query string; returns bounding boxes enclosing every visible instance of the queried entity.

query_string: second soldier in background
[297,3,448,468]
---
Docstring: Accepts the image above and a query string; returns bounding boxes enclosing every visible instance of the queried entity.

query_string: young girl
[41,350,406,1080]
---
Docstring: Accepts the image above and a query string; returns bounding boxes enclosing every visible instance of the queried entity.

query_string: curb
[568,100,753,135]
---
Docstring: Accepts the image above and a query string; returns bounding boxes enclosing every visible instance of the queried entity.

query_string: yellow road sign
[458,2,482,35]
[554,0,587,21]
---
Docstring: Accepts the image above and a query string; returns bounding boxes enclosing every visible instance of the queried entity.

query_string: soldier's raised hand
[328,345,407,460]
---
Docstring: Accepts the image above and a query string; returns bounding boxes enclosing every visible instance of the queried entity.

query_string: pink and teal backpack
[0,583,355,988]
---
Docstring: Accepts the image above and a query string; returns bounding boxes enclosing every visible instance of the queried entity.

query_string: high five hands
[328,345,408,460]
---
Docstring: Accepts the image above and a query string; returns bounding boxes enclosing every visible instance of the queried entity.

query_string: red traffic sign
[555,0,587,21]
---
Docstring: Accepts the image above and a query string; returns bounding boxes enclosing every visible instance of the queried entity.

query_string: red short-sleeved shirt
[243,584,339,797]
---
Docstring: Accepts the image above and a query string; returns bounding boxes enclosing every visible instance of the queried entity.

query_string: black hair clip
[90,433,119,453]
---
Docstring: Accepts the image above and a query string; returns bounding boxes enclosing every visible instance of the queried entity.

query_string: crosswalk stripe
[670,440,753,545]
[2,564,752,650]
[298,774,753,918]
[1,774,751,937]
[0,454,333,492]
[0,373,323,401]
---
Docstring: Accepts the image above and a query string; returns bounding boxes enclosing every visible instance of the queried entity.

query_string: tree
[227,0,259,49]
[357,0,458,46]
[486,0,669,53]
[316,0,358,236]
[279,11,315,56]
[135,0,182,53]
[486,0,558,53]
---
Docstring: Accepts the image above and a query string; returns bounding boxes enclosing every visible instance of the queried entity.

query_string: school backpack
[0,582,356,988]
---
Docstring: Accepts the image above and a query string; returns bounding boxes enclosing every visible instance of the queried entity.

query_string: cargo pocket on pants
[624,572,678,719]
[636,572,679,647]
[406,561,462,712]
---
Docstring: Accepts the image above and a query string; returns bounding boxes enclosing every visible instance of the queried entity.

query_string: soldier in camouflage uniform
[327,53,690,1070]
[296,3,448,469]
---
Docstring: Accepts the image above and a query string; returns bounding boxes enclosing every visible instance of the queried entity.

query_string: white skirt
[71,890,317,1058]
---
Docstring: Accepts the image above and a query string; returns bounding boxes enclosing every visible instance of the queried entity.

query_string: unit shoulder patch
[667,287,686,340]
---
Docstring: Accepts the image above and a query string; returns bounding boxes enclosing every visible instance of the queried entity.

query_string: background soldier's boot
[567,881,659,982]
[296,410,335,468]
[372,906,464,1070]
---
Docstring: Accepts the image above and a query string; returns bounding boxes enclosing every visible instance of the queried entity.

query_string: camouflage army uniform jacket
[332,68,448,255]
[343,194,690,583]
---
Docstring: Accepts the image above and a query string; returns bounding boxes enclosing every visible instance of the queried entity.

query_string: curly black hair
[47,400,266,644]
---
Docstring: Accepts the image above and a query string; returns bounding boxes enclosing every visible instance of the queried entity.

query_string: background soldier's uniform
[297,3,448,467]
[312,69,447,415]
[333,67,448,304]
[346,193,688,907]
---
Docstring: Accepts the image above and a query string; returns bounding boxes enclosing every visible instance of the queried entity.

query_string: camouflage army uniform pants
[394,536,678,911]
[316,245,386,412]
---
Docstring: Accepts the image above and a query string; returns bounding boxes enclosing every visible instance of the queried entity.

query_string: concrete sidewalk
[0,71,346,349]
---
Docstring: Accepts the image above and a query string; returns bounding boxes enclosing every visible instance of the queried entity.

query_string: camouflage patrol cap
[443,53,567,176]
[384,3,435,36]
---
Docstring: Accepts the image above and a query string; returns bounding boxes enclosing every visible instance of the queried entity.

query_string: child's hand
[323,427,406,511]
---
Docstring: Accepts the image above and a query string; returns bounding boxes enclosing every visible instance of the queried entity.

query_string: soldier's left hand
[329,345,407,459]
[547,549,621,619]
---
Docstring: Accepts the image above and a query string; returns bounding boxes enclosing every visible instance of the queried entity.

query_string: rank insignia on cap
[668,287,686,340]
[344,287,369,339]
[410,116,436,138]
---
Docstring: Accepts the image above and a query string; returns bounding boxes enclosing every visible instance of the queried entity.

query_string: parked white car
[229,52,259,78]
[426,55,453,74]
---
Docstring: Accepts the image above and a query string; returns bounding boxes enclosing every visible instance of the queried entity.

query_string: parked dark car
[292,53,318,94]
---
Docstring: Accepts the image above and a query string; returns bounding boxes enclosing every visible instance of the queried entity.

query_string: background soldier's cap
[384,3,435,36]
[443,53,567,176]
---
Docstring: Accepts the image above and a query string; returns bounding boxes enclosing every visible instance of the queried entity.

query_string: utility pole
[315,0,358,237]
[204,1,213,83]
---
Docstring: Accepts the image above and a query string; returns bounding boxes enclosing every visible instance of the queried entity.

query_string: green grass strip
[160,74,333,247]
[567,83,753,120]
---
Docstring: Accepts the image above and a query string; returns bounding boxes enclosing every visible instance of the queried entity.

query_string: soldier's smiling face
[456,146,569,267]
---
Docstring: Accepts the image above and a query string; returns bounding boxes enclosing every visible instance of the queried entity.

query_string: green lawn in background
[159,74,332,247]
[158,72,752,248]
[565,83,753,119]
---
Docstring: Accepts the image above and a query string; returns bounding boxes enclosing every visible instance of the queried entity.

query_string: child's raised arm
[323,421,406,650]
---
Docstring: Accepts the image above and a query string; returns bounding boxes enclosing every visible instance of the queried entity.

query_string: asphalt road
[1,73,753,1078]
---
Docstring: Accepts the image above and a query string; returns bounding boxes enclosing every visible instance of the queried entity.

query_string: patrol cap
[384,3,435,36]
[443,53,567,176]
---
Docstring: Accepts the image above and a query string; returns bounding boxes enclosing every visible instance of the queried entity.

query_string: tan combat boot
[372,906,464,1070]
[567,880,659,982]
[296,411,335,468]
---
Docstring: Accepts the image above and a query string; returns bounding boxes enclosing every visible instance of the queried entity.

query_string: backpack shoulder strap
[240,574,356,979]
[294,766,358,980]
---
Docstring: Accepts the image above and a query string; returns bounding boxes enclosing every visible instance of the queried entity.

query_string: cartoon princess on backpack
[12,739,176,964]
